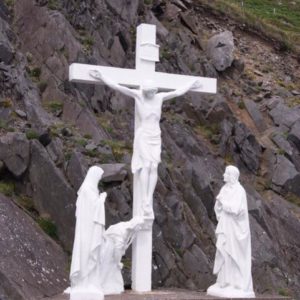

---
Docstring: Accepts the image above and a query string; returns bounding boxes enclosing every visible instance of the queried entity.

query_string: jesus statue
[90,70,201,218]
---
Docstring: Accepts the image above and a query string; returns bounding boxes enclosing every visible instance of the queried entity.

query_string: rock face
[0,193,68,300]
[29,140,76,250]
[206,31,235,71]
[0,0,300,299]
[0,133,30,177]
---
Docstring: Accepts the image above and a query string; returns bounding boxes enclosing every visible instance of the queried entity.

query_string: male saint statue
[207,165,255,298]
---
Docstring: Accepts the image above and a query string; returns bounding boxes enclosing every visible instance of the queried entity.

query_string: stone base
[44,289,291,300]
[207,283,255,298]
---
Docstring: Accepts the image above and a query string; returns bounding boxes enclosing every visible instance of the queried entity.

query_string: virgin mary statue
[69,166,107,300]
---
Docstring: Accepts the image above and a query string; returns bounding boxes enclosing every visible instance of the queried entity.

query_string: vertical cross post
[131,24,158,292]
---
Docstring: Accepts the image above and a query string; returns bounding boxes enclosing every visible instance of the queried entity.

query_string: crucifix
[69,23,217,293]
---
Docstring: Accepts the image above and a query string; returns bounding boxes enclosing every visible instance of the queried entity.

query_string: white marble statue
[69,166,107,300]
[89,70,201,218]
[99,216,145,295]
[207,165,255,298]
[69,23,217,292]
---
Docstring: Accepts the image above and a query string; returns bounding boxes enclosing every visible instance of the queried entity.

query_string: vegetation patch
[287,97,300,108]
[237,100,246,110]
[278,287,291,297]
[47,0,60,10]
[0,98,13,108]
[0,181,15,197]
[194,123,220,144]
[286,193,300,207]
[44,101,63,114]
[75,138,88,147]
[97,116,114,134]
[198,0,300,53]
[122,258,132,269]
[102,139,132,160]
[4,0,14,7]
[27,66,41,81]
[26,129,39,140]
[16,195,36,214]
[78,30,94,53]
[37,216,58,240]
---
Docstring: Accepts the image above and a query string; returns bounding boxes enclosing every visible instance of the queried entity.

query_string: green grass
[28,66,41,80]
[26,129,39,140]
[199,0,300,53]
[47,0,60,10]
[285,193,300,207]
[37,217,58,240]
[0,181,15,197]
[16,195,36,213]
[194,123,220,144]
[102,139,132,160]
[4,0,14,7]
[44,101,63,114]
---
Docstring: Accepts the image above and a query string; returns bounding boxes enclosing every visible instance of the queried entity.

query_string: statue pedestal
[207,283,255,298]
[45,289,291,300]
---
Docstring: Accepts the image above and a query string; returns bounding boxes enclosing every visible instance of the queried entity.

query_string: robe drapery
[213,179,254,294]
[99,217,144,295]
[70,166,106,292]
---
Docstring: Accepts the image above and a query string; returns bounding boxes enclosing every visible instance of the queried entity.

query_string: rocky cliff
[0,0,300,299]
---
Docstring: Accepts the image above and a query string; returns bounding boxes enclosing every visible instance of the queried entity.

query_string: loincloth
[131,126,161,173]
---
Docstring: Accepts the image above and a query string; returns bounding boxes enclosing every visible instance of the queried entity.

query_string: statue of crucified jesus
[90,70,201,218]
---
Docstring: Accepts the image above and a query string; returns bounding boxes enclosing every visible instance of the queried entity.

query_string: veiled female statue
[69,166,107,300]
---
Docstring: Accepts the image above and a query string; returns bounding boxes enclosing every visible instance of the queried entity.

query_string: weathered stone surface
[145,11,169,39]
[180,12,198,34]
[0,133,30,177]
[46,137,64,165]
[62,100,107,143]
[109,36,126,66]
[15,109,27,118]
[165,3,181,21]
[0,160,4,174]
[234,122,262,173]
[206,31,234,71]
[105,0,139,23]
[29,140,76,250]
[182,244,212,288]
[288,120,300,152]
[271,131,294,157]
[66,151,88,191]
[269,103,300,130]
[0,2,10,21]
[0,41,14,64]
[100,163,128,182]
[244,99,267,132]
[272,154,299,190]
[0,193,68,300]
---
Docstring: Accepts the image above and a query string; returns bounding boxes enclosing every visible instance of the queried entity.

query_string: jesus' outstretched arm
[89,70,139,99]
[160,79,202,101]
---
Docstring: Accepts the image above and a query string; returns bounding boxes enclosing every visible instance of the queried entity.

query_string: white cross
[69,23,217,292]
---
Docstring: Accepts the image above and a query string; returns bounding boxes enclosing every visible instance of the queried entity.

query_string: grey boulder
[206,31,234,71]
[0,133,30,177]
